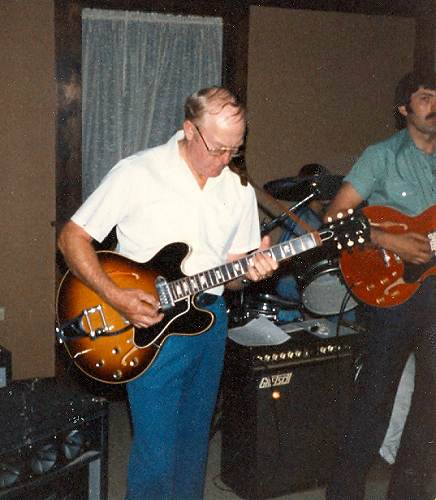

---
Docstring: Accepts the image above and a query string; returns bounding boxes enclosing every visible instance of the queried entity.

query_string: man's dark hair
[394,70,436,108]
[393,70,436,128]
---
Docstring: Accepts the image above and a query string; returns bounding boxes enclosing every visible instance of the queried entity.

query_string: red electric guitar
[340,204,436,308]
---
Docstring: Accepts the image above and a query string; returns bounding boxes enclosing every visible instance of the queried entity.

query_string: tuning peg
[347,208,354,215]
[337,212,344,219]
[327,216,333,223]
[358,236,365,244]
[347,240,354,247]
[336,242,343,250]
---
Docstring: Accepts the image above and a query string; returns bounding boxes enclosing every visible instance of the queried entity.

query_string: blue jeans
[326,279,436,500]
[125,296,227,500]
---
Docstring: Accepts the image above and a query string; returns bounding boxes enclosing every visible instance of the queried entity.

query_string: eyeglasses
[193,124,243,159]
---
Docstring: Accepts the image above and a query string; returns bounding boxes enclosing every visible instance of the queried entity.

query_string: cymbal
[263,174,344,201]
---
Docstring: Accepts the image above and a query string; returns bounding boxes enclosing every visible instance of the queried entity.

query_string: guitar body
[56,243,215,384]
[340,205,436,308]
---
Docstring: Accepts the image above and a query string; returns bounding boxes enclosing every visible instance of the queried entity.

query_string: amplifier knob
[320,346,327,354]
[287,351,294,359]
[272,354,278,361]
[264,355,271,362]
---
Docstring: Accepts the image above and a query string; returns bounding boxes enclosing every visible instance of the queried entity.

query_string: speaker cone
[0,460,21,488]
[30,442,58,474]
[62,429,84,461]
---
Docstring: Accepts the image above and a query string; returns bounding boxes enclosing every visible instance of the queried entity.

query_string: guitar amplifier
[0,378,108,499]
[221,322,366,499]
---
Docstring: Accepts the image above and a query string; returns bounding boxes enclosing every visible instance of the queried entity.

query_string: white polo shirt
[72,131,261,294]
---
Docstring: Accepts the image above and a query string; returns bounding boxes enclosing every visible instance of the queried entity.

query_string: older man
[58,87,277,499]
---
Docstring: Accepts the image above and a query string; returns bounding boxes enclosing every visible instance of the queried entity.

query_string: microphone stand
[260,191,318,236]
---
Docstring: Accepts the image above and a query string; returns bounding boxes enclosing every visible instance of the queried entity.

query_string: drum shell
[291,248,358,316]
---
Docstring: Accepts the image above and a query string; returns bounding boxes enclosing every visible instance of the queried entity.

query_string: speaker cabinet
[221,329,363,499]
[0,378,108,499]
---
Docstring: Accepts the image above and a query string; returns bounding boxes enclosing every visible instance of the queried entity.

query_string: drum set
[227,173,359,327]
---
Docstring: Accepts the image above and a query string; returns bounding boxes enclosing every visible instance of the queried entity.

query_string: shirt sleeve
[344,144,386,199]
[71,160,133,243]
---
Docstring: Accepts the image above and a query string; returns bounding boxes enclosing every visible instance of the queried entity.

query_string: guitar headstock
[320,209,370,251]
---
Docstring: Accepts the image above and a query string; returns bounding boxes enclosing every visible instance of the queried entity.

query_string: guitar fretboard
[168,232,319,302]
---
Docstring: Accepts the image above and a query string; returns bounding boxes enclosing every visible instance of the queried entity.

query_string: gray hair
[184,87,245,125]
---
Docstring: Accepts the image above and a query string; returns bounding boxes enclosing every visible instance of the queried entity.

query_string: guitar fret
[198,272,208,290]
[290,238,305,257]
[174,282,182,298]
[203,271,213,288]
[214,268,224,283]
[221,264,231,281]
[189,276,199,292]
[195,274,203,290]
[278,244,289,259]
[169,282,178,300]
[224,262,236,280]
[176,280,184,296]
[184,279,193,295]
[232,260,246,277]
[205,270,214,287]
[280,242,292,258]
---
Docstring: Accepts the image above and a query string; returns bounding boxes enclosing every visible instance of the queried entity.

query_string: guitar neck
[167,232,320,302]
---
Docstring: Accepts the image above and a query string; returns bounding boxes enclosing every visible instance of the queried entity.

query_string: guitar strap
[229,161,317,235]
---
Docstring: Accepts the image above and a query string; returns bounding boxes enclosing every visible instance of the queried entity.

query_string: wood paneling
[0,0,57,379]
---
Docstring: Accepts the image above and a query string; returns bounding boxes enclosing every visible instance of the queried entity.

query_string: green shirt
[345,128,436,216]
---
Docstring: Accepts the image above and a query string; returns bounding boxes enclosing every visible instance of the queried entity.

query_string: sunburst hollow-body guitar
[340,204,436,308]
[56,212,369,384]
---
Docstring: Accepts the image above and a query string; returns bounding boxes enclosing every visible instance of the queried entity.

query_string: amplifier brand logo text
[258,372,293,389]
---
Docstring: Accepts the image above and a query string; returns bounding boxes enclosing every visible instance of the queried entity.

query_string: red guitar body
[340,205,436,308]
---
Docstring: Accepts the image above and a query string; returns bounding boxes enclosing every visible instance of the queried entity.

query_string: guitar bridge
[155,275,175,311]
[82,304,112,338]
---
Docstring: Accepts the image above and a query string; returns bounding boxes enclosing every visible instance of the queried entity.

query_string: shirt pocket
[384,179,421,214]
